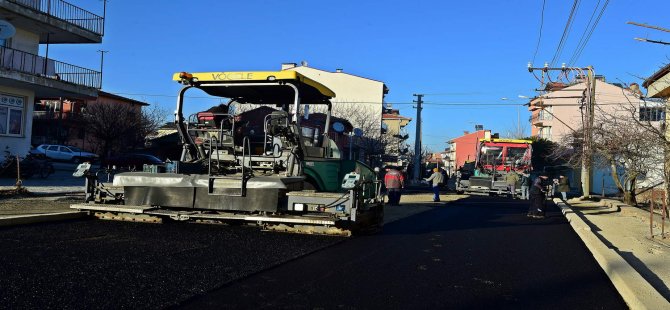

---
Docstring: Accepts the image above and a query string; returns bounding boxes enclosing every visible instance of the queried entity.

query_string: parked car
[105,153,164,171]
[30,144,98,163]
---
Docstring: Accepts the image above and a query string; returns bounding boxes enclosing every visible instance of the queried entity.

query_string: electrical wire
[567,0,601,66]
[551,0,582,67]
[532,0,546,65]
[568,0,610,66]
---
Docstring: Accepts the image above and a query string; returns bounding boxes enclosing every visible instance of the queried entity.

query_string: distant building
[382,108,411,167]
[0,1,104,156]
[32,91,148,153]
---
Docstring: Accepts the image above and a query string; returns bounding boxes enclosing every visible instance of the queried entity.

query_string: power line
[568,0,610,66]
[568,0,601,65]
[107,92,528,106]
[551,0,581,67]
[532,0,546,64]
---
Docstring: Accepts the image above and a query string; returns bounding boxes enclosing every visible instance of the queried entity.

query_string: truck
[455,138,532,195]
[70,70,384,236]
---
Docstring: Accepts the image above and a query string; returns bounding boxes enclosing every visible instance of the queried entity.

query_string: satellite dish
[353,128,364,137]
[332,121,345,133]
[0,20,16,40]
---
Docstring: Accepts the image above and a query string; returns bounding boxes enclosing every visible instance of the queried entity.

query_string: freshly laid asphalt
[181,196,627,309]
[0,191,628,309]
[0,219,345,309]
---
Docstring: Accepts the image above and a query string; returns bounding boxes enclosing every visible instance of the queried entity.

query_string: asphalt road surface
[0,196,626,309]
[184,196,627,309]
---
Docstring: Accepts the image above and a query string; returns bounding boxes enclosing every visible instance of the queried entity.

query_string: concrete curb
[555,198,670,310]
[0,211,86,227]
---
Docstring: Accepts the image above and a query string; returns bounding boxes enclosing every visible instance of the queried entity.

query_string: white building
[282,63,388,133]
[0,1,104,156]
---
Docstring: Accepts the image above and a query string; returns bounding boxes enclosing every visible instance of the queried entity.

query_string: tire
[39,164,53,178]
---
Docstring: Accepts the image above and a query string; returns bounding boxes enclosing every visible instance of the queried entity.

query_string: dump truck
[71,70,384,236]
[455,138,532,195]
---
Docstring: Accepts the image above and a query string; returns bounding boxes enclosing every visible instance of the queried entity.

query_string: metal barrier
[8,0,104,35]
[0,46,101,89]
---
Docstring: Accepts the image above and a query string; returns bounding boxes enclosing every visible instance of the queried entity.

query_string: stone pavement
[556,197,670,309]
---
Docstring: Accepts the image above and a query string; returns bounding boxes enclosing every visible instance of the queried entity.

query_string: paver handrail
[8,0,104,35]
[0,46,101,89]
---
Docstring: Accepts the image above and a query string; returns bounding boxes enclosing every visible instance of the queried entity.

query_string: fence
[0,46,101,89]
[8,0,104,35]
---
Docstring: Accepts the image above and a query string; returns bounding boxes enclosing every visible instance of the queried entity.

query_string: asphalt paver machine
[71,70,384,236]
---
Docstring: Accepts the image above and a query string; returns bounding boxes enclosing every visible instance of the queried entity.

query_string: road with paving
[0,195,626,309]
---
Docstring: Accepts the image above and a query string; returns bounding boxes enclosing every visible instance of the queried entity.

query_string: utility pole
[527,64,595,198]
[412,94,423,183]
[97,50,108,89]
[583,66,596,199]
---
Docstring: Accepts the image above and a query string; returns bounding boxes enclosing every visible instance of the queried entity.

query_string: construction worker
[506,171,520,198]
[384,167,404,206]
[520,171,531,200]
[528,174,549,218]
[425,168,444,202]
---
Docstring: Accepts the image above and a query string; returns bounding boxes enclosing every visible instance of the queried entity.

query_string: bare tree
[502,121,529,139]
[82,102,168,160]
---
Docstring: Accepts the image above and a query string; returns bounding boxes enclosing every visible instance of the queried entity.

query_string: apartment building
[528,78,660,195]
[528,79,648,142]
[0,0,104,156]
[381,107,411,167]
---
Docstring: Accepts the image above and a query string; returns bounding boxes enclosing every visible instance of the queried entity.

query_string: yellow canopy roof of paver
[173,71,335,105]
[479,138,533,144]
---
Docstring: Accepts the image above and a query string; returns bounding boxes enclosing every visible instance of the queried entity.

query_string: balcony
[0,45,101,95]
[1,0,104,43]
[33,110,80,120]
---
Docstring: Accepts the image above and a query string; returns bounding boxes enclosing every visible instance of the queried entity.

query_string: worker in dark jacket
[384,167,405,206]
[528,174,549,218]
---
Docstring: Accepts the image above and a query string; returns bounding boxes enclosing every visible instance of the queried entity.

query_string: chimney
[281,63,297,70]
[336,68,343,73]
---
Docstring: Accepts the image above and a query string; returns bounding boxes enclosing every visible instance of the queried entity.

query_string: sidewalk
[557,197,670,309]
[0,161,89,195]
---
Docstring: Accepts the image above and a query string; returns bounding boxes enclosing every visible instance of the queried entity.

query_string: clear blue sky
[51,0,670,151]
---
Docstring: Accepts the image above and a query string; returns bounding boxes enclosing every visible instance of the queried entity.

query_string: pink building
[446,130,491,175]
[528,79,649,142]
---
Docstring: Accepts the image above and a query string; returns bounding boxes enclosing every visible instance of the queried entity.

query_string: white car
[31,144,98,163]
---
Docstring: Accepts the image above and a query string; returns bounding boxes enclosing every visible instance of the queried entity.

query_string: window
[539,126,552,140]
[539,106,553,121]
[639,107,665,122]
[0,93,25,136]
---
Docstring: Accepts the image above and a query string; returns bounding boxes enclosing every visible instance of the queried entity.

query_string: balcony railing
[33,110,80,120]
[8,0,104,35]
[0,46,101,89]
